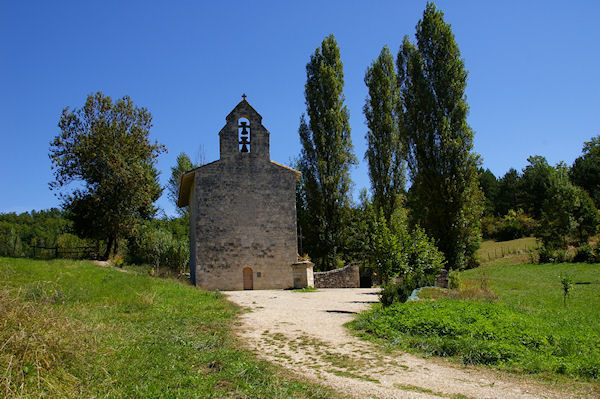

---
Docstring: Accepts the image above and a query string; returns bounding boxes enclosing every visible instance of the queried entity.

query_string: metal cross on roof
[242,93,247,100]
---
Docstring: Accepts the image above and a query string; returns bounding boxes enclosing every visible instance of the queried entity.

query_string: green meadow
[0,257,335,398]
[350,257,600,384]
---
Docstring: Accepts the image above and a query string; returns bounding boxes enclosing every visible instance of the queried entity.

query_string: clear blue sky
[1,1,599,217]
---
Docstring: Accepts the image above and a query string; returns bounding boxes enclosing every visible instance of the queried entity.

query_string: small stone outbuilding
[177,97,313,290]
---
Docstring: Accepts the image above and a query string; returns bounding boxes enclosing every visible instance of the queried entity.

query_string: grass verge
[0,257,336,398]
[349,261,600,384]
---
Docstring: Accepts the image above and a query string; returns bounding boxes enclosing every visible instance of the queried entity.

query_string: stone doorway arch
[243,267,253,290]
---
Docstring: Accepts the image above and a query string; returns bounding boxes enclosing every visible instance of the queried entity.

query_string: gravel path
[225,288,586,399]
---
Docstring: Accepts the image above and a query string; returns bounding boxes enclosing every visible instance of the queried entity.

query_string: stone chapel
[177,97,314,290]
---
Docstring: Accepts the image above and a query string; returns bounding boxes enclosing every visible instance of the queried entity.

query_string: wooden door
[243,267,253,290]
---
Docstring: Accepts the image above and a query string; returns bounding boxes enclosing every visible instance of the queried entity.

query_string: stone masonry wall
[189,101,299,291]
[314,263,360,288]
[192,158,298,290]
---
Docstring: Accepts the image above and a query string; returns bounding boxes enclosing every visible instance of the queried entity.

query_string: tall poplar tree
[364,46,406,223]
[397,3,482,269]
[297,34,356,270]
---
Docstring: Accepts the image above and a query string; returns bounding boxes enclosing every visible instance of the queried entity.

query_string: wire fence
[481,242,540,262]
[31,245,100,260]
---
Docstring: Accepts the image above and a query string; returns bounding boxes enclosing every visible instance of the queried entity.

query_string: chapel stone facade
[177,97,312,290]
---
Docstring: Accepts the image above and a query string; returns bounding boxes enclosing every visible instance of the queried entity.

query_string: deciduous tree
[167,152,198,217]
[364,46,406,222]
[49,92,165,259]
[570,134,600,207]
[397,3,482,269]
[297,34,357,270]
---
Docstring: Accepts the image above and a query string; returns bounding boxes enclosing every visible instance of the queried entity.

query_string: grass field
[476,237,538,263]
[349,258,600,384]
[0,257,335,398]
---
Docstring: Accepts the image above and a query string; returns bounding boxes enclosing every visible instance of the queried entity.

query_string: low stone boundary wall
[314,263,360,288]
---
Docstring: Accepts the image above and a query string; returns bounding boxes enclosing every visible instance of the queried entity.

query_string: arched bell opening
[238,117,250,153]
[243,266,253,290]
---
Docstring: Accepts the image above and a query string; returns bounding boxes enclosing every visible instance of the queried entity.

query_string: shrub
[480,216,498,239]
[379,281,412,307]
[110,253,124,267]
[495,210,537,241]
[573,245,596,263]
[127,223,189,274]
[538,246,556,264]
[448,270,462,290]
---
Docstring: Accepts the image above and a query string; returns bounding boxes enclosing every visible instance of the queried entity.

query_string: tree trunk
[103,236,114,260]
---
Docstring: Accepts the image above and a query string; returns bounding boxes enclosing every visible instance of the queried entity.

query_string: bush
[481,216,498,239]
[127,223,189,273]
[573,245,596,263]
[495,210,537,241]
[379,281,415,307]
[538,246,556,264]
[448,270,462,290]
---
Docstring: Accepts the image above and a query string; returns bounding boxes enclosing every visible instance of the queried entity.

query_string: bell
[240,136,249,153]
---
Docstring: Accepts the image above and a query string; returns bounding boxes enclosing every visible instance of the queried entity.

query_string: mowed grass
[477,237,538,263]
[0,257,335,398]
[349,260,600,384]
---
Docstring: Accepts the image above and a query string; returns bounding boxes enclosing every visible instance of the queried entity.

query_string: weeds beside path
[226,288,594,399]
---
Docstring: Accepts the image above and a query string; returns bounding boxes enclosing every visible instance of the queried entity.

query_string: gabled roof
[176,160,301,208]
[176,160,218,208]
[225,99,262,124]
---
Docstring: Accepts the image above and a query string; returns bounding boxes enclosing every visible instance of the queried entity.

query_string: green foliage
[538,167,599,249]
[519,155,554,219]
[127,221,189,274]
[573,244,596,263]
[351,262,600,379]
[49,92,165,259]
[364,202,445,307]
[364,46,406,222]
[297,34,357,270]
[397,3,483,270]
[167,152,198,217]
[0,258,333,398]
[478,168,499,216]
[559,274,573,307]
[482,209,537,241]
[379,282,412,307]
[0,209,77,258]
[448,270,462,290]
[495,168,521,216]
[368,209,404,285]
[570,134,600,207]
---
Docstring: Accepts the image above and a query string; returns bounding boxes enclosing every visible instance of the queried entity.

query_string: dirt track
[225,288,589,399]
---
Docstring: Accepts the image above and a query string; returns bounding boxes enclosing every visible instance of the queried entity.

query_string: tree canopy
[364,46,406,223]
[49,92,165,259]
[167,152,198,217]
[397,3,482,269]
[297,34,357,270]
[570,134,600,208]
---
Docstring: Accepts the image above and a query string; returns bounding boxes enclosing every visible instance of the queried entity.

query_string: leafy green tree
[538,166,599,249]
[396,3,482,269]
[495,168,521,216]
[570,134,600,207]
[167,152,198,217]
[519,155,554,219]
[297,34,357,270]
[478,168,498,216]
[49,92,165,259]
[368,209,404,285]
[364,46,406,222]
